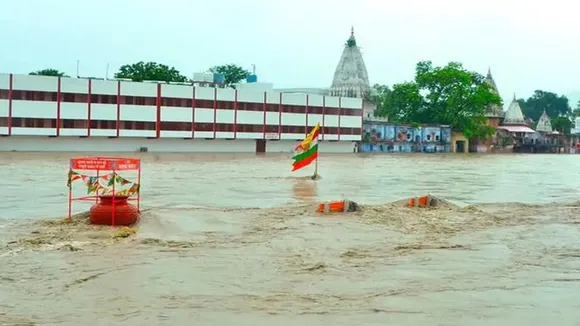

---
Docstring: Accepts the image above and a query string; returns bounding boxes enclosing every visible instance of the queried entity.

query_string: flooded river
[1,153,580,325]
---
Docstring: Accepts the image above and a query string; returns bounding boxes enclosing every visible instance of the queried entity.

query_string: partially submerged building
[360,122,452,153]
[496,97,566,153]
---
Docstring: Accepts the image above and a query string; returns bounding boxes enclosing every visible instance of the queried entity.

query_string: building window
[341,108,362,116]
[216,123,234,132]
[160,122,192,131]
[325,107,340,115]
[237,102,262,112]
[194,123,213,132]
[309,106,323,114]
[0,89,9,100]
[217,100,234,110]
[90,120,117,129]
[195,99,213,109]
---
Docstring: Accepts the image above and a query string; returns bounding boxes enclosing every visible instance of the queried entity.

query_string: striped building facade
[0,74,363,152]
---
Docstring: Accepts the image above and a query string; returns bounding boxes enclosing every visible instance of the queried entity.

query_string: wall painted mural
[360,122,452,153]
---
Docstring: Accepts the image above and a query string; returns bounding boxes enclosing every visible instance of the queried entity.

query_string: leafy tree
[551,116,573,134]
[209,64,250,86]
[519,90,571,121]
[367,84,391,117]
[574,100,580,116]
[114,61,188,82]
[29,69,69,77]
[375,61,501,139]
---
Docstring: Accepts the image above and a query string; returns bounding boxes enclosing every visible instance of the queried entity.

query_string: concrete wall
[0,136,355,153]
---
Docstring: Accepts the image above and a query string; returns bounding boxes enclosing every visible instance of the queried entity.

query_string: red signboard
[115,159,140,170]
[71,157,140,171]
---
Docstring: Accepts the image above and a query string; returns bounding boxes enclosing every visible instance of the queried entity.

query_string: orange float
[67,157,142,226]
[407,195,433,208]
[316,200,360,213]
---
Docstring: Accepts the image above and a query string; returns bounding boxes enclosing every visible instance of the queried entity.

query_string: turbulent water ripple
[1,153,580,325]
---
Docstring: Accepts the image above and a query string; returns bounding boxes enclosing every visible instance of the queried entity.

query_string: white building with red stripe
[0,73,362,153]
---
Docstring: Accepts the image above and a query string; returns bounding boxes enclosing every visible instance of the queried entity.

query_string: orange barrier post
[67,157,142,226]
[407,195,433,208]
[316,200,360,213]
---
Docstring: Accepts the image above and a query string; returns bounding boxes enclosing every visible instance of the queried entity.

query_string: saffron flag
[292,123,320,171]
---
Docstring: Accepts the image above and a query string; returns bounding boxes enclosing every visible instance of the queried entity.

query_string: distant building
[470,68,504,152]
[500,95,535,133]
[495,96,566,153]
[359,121,452,153]
[570,116,580,152]
[0,73,363,153]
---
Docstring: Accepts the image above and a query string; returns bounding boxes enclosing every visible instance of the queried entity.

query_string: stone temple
[484,68,503,120]
[275,27,372,106]
[328,27,370,99]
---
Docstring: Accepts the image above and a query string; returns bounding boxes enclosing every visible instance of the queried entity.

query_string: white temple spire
[329,28,370,98]
[535,110,553,133]
[503,96,526,125]
[484,67,501,117]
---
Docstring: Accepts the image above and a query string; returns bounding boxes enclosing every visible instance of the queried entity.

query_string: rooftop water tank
[247,74,258,83]
[213,73,225,84]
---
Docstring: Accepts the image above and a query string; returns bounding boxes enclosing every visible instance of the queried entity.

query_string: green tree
[209,64,250,86]
[574,100,580,116]
[519,90,571,121]
[114,61,188,82]
[29,69,69,77]
[379,82,425,122]
[551,116,573,134]
[375,61,501,139]
[368,84,391,118]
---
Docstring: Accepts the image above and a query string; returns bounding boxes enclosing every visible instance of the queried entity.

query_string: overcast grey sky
[1,0,578,106]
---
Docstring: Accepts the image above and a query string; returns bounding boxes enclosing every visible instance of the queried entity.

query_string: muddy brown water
[1,152,580,325]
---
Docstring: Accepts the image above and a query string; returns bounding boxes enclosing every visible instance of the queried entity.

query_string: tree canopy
[518,90,571,122]
[374,61,502,138]
[29,69,69,77]
[209,64,250,86]
[550,116,573,134]
[114,61,188,83]
[574,100,580,116]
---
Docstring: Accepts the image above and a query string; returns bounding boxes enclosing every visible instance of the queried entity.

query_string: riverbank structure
[0,74,362,153]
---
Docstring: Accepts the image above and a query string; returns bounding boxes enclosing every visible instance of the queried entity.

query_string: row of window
[0,90,361,116]
[0,118,361,135]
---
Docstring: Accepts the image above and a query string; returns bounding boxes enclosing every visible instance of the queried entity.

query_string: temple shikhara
[329,27,370,99]
[535,111,553,133]
[484,68,504,126]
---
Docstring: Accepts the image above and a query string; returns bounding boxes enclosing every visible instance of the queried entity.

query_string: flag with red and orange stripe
[291,123,320,171]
